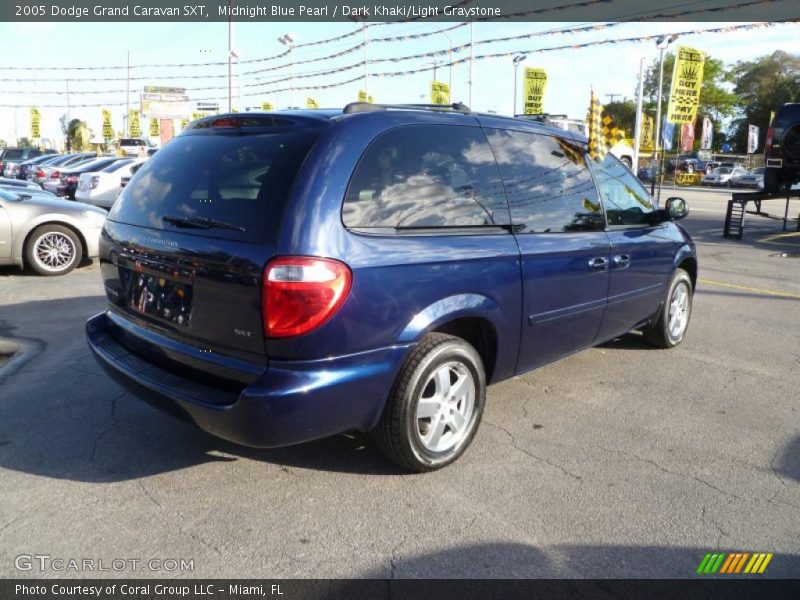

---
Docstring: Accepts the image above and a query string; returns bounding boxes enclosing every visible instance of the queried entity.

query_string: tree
[59,114,93,151]
[603,100,637,138]
[642,52,738,150]
[726,51,800,153]
[17,137,33,148]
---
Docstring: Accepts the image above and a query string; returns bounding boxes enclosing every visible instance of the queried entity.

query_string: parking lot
[1,187,798,578]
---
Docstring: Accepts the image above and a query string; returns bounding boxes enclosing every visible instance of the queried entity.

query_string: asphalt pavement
[1,187,798,579]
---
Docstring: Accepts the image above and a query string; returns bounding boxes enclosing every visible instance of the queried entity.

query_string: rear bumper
[86,312,412,448]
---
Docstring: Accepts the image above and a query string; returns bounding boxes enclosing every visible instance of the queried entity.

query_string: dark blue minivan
[87,104,696,471]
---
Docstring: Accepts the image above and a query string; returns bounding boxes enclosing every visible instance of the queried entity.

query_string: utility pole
[605,93,622,103]
[125,50,130,136]
[512,54,527,115]
[227,0,233,112]
[633,57,645,172]
[468,22,474,106]
[363,24,369,96]
[652,34,678,200]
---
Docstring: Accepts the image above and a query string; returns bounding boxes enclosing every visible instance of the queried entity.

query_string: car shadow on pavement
[344,542,800,581]
[775,435,800,482]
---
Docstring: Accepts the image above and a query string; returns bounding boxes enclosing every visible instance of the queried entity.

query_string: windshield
[109,130,322,243]
[120,139,146,146]
[715,168,733,174]
[2,149,32,161]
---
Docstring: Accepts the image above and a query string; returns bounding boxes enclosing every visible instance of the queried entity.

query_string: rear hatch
[101,114,327,371]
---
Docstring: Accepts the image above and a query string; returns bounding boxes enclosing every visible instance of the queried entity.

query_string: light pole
[652,34,678,198]
[468,22,474,106]
[633,56,645,173]
[278,33,296,108]
[512,54,526,115]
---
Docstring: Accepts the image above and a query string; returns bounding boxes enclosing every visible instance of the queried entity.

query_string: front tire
[644,269,693,348]
[373,333,486,472]
[26,224,82,276]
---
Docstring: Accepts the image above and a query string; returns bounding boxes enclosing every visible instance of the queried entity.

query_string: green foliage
[59,115,93,151]
[17,137,33,148]
[603,100,637,138]
[726,51,800,153]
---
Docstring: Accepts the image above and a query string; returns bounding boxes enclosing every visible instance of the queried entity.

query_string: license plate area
[118,261,194,327]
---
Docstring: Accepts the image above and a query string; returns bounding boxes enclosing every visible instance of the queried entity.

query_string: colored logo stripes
[697,552,773,574]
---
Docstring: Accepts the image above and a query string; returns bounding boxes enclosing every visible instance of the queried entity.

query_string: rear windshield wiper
[162,214,246,232]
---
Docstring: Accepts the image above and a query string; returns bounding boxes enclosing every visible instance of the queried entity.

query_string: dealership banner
[430,80,451,104]
[101,108,113,140]
[666,45,705,124]
[29,108,40,139]
[128,109,141,137]
[700,117,713,150]
[306,97,320,109]
[357,90,375,103]
[662,118,675,151]
[149,118,160,137]
[640,115,654,152]
[261,101,274,110]
[523,67,547,115]
[748,124,760,154]
[680,121,695,152]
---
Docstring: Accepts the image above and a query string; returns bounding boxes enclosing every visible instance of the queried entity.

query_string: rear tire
[26,224,82,276]
[373,333,486,472]
[644,269,693,349]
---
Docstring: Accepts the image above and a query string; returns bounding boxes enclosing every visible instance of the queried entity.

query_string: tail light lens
[263,256,352,338]
[67,175,78,184]
[35,168,45,178]
[0,161,4,171]
[51,170,60,179]
[765,126,774,152]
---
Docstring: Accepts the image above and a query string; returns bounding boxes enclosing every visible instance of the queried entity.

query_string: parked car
[14,153,60,180]
[54,156,123,200]
[0,186,106,275]
[118,138,150,157]
[86,106,697,471]
[702,166,747,187]
[116,161,144,199]
[0,147,55,178]
[33,153,97,189]
[731,167,765,189]
[675,150,718,174]
[75,159,142,208]
[0,177,51,193]
[764,103,800,193]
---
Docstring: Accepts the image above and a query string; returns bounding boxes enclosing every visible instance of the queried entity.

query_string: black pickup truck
[764,103,800,193]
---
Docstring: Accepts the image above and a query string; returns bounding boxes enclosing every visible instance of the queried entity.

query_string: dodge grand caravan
[87,104,697,471]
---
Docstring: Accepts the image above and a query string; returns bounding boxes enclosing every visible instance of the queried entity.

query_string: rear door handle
[613,254,631,269]
[588,257,609,271]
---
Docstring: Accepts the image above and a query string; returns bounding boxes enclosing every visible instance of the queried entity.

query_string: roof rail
[343,102,471,115]
[513,113,571,121]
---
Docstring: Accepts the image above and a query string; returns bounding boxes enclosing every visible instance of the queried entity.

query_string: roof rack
[513,113,571,121]
[343,102,471,115]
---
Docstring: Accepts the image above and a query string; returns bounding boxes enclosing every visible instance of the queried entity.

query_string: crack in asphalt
[594,445,744,502]
[483,420,583,483]
[89,391,125,468]
[388,537,406,580]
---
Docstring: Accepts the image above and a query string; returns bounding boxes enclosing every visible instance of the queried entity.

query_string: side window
[591,154,657,227]
[484,129,603,233]
[343,125,510,229]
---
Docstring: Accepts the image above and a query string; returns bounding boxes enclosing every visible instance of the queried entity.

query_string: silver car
[0,187,107,275]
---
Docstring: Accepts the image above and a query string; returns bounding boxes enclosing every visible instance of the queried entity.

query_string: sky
[1,19,798,145]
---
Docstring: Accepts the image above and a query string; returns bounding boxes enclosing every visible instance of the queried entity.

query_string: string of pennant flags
[5,19,797,108]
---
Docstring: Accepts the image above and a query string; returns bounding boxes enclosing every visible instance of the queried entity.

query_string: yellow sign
[523,68,547,115]
[191,112,206,121]
[357,90,374,103]
[30,108,41,138]
[666,46,705,124]
[149,118,160,137]
[430,80,450,104]
[306,97,320,109]
[640,115,654,152]
[101,108,113,140]
[261,102,274,110]
[128,109,141,137]
[180,118,189,130]
[676,172,702,186]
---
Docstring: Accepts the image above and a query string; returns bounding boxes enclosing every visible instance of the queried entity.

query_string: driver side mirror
[665,197,688,221]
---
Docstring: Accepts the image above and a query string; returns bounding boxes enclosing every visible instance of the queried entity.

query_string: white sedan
[75,158,144,208]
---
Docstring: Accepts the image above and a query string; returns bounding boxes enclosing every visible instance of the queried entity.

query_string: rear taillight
[263,257,352,338]
[0,161,4,171]
[35,168,45,178]
[765,126,774,152]
[51,170,60,179]
[67,175,78,184]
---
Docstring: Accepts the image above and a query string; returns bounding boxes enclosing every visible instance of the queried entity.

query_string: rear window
[102,159,135,173]
[120,139,146,147]
[3,149,32,160]
[109,130,321,243]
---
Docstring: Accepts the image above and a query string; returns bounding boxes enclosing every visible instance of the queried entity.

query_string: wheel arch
[20,220,87,269]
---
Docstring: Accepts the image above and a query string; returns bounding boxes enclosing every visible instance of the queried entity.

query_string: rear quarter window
[109,130,321,243]
[343,124,510,230]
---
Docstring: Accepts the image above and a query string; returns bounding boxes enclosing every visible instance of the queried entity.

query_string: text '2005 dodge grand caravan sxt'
[87,104,696,471]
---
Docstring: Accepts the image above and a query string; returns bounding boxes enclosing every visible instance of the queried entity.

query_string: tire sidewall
[661,270,693,347]
[402,341,485,469]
